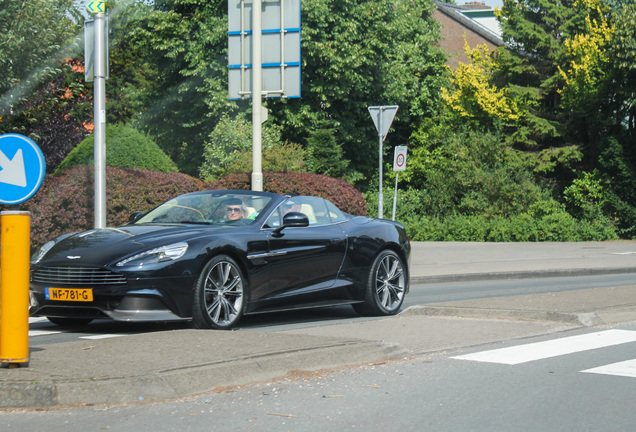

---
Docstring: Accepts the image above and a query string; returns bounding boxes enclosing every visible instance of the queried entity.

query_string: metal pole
[378,108,384,219]
[251,0,263,191]
[392,172,398,221]
[94,12,107,228]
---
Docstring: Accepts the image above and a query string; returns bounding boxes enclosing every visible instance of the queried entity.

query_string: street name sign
[0,134,46,205]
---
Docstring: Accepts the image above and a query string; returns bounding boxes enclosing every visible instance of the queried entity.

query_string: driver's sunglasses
[227,207,242,213]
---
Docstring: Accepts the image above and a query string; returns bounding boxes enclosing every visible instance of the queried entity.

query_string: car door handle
[247,250,288,260]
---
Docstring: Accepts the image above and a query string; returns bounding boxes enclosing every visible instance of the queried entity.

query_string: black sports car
[30,190,410,329]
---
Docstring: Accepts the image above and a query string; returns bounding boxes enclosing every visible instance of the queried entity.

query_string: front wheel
[192,255,246,330]
[353,250,406,316]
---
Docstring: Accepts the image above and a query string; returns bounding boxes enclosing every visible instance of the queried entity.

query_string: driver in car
[225,198,247,221]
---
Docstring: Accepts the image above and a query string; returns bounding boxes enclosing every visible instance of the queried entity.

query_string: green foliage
[609,1,636,130]
[199,115,306,181]
[107,0,233,175]
[563,170,606,219]
[442,43,522,129]
[21,166,206,249]
[405,128,544,218]
[266,0,447,179]
[0,0,82,112]
[55,124,177,173]
[305,121,352,180]
[596,137,636,237]
[209,172,367,216]
[229,141,308,176]
[367,189,617,241]
[0,63,90,171]
[558,0,613,113]
[0,1,88,169]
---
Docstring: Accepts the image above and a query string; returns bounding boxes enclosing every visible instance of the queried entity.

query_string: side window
[265,207,283,228]
[278,197,332,226]
[325,200,348,222]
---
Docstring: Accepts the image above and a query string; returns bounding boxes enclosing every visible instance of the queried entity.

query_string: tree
[267,0,447,180]
[493,0,615,173]
[0,0,82,113]
[199,115,306,181]
[306,120,351,180]
[0,0,87,169]
[107,0,233,175]
[441,42,522,129]
[0,62,91,171]
[609,0,636,131]
[106,0,447,184]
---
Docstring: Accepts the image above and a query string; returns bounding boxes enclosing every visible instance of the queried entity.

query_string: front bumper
[29,273,198,322]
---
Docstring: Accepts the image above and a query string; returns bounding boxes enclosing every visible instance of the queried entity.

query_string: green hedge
[406,214,618,242]
[55,124,177,174]
[366,189,618,242]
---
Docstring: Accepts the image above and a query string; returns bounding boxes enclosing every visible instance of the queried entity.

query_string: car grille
[32,266,127,286]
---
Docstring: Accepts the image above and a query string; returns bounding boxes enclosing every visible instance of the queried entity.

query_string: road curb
[401,305,605,327]
[411,267,636,284]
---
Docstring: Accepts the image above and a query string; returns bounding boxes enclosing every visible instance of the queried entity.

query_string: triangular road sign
[368,105,399,139]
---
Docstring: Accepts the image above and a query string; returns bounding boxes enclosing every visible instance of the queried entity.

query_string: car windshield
[134,192,273,226]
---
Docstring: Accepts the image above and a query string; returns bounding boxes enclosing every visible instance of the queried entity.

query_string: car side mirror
[129,211,144,223]
[272,212,309,235]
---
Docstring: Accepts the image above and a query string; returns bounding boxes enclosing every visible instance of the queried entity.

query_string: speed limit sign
[393,146,407,171]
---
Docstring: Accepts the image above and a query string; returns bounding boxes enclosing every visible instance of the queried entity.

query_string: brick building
[434,1,504,69]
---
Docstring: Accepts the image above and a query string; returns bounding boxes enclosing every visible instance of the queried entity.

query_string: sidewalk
[410,241,636,282]
[1,241,635,408]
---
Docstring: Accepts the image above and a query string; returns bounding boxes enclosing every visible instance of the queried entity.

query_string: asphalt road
[27,273,636,343]
[5,322,636,432]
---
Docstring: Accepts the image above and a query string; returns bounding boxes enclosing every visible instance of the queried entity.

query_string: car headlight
[32,240,56,264]
[116,242,189,267]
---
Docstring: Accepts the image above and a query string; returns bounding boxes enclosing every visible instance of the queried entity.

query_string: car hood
[37,224,231,267]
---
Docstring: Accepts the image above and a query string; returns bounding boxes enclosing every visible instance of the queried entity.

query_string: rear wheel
[46,317,93,327]
[192,255,246,330]
[353,250,406,316]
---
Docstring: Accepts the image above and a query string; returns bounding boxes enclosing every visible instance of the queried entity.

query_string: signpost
[228,0,301,191]
[368,105,399,219]
[391,145,407,221]
[0,133,45,368]
[85,2,109,228]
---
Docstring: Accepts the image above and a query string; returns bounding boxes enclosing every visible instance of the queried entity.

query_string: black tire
[353,250,406,316]
[192,255,246,330]
[46,317,93,327]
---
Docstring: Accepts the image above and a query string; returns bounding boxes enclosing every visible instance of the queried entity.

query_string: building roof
[434,1,504,47]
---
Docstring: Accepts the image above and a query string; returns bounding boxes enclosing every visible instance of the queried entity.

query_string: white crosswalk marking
[582,359,636,378]
[452,330,636,365]
[80,334,124,340]
[28,330,62,337]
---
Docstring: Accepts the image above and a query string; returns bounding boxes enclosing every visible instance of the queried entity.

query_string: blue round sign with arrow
[0,134,46,205]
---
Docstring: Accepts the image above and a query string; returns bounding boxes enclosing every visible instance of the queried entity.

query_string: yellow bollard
[0,211,31,367]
